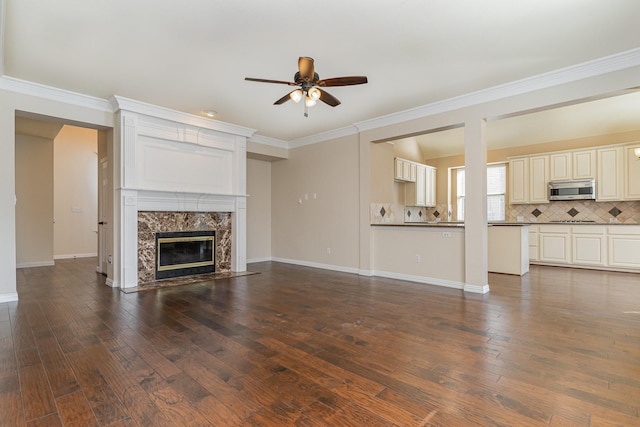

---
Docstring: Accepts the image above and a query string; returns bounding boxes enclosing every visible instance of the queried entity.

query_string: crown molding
[111,95,256,138]
[288,124,359,148]
[248,134,288,150]
[0,75,113,112]
[354,47,640,133]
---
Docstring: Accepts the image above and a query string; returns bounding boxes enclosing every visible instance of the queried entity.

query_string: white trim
[354,47,640,134]
[288,125,359,148]
[247,257,273,264]
[372,270,465,290]
[111,95,256,138]
[105,278,117,288]
[0,293,19,303]
[0,75,113,112]
[464,284,491,294]
[54,253,98,260]
[248,134,288,150]
[16,261,55,269]
[271,257,360,275]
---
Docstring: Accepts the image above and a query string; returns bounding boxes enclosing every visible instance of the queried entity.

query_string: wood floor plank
[4,257,640,426]
[56,391,100,427]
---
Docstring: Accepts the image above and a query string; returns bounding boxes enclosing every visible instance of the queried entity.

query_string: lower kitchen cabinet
[538,225,571,264]
[531,224,640,272]
[608,226,640,269]
[572,226,607,266]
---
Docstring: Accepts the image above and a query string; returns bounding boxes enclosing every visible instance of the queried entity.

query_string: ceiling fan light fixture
[308,87,321,101]
[290,89,303,103]
[305,97,316,107]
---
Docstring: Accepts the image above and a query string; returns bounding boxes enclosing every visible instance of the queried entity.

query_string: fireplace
[155,230,216,280]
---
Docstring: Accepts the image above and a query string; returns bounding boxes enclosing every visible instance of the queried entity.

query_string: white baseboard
[16,260,55,269]
[54,253,98,260]
[105,278,117,288]
[0,293,19,303]
[372,270,465,290]
[247,257,273,264]
[271,257,360,275]
[464,283,491,294]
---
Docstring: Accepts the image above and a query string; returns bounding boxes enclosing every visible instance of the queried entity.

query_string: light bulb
[635,147,640,159]
[308,87,321,101]
[305,97,316,107]
[290,89,303,103]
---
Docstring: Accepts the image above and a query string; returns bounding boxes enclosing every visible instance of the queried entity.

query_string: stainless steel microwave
[548,179,596,201]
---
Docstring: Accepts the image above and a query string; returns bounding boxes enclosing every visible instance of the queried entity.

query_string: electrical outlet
[442,232,451,238]
[415,254,421,263]
[327,247,331,254]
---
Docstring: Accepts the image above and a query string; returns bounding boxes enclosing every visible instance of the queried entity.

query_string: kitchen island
[370,222,529,291]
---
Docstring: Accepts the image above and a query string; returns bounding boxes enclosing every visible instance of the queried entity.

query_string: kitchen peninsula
[370,222,529,291]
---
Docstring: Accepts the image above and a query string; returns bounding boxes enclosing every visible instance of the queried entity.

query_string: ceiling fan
[245,57,368,117]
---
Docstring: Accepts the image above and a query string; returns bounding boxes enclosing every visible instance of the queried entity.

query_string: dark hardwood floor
[2,258,640,426]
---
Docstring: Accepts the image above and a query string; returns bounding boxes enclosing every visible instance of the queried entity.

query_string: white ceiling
[2,0,640,143]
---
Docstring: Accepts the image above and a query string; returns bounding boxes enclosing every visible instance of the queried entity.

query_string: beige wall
[53,125,98,259]
[247,158,272,262]
[15,134,54,267]
[271,134,360,270]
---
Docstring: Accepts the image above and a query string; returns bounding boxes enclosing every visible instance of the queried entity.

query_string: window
[456,163,506,221]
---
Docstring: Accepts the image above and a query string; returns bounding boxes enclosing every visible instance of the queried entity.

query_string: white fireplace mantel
[111,97,255,289]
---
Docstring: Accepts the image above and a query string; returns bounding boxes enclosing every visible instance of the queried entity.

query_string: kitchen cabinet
[530,224,640,272]
[623,143,640,200]
[538,225,570,264]
[572,225,607,266]
[608,226,640,269]
[529,155,549,203]
[528,225,539,261]
[488,225,529,275]
[508,155,549,204]
[549,150,595,181]
[405,163,437,207]
[509,157,529,204]
[596,146,624,201]
[394,157,417,182]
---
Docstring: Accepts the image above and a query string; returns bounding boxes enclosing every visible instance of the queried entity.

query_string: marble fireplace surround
[138,211,232,285]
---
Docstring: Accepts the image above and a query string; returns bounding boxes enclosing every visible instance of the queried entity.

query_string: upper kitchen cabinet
[509,155,549,204]
[549,149,595,181]
[394,157,417,182]
[405,163,437,207]
[596,146,624,201]
[623,142,640,200]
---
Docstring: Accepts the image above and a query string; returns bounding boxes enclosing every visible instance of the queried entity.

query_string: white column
[119,189,138,288]
[232,136,247,272]
[463,118,490,293]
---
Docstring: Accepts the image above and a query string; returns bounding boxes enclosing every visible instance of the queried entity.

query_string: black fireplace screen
[155,230,215,280]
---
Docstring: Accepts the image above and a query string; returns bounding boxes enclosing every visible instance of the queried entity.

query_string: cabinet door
[402,161,412,181]
[596,147,624,201]
[529,155,549,203]
[572,234,606,266]
[608,235,640,268]
[549,153,572,181]
[415,164,426,206]
[539,233,570,264]
[623,143,640,200]
[573,150,595,179]
[528,226,539,261]
[394,158,404,180]
[509,158,529,204]
[425,166,436,207]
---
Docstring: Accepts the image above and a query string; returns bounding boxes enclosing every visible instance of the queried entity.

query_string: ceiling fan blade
[298,57,315,81]
[273,91,295,105]
[317,76,368,87]
[245,77,297,86]
[318,88,341,107]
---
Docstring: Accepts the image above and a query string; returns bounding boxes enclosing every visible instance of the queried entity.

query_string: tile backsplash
[372,201,640,224]
[507,200,640,224]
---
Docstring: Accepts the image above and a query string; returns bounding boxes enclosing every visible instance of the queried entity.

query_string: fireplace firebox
[155,230,215,280]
